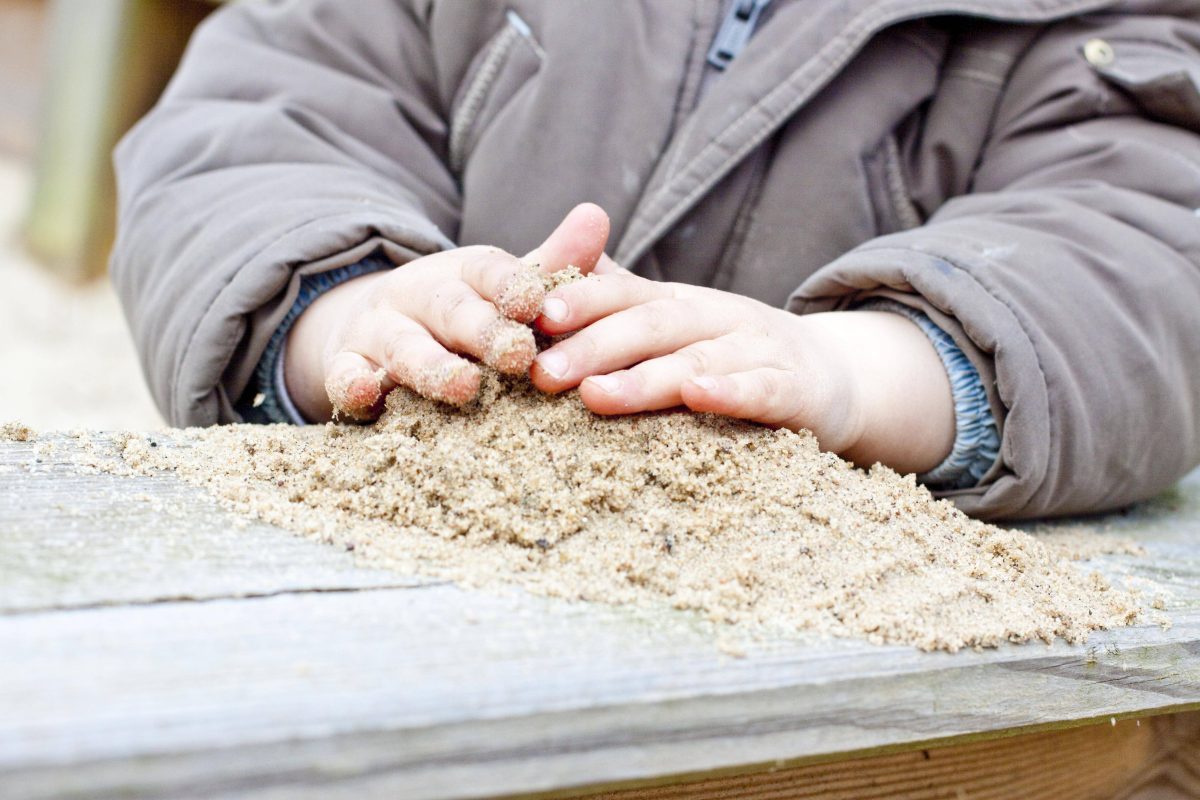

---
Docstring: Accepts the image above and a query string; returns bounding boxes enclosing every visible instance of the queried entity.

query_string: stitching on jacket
[1099,36,1190,56]
[662,0,711,184]
[957,45,1017,65]
[448,11,545,176]
[882,135,923,230]
[619,0,1116,264]
[449,24,521,174]
[945,67,1007,87]
[895,28,944,65]
[173,211,444,422]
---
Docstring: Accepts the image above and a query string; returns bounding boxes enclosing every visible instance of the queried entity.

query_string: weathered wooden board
[587,711,1200,800]
[2,585,1199,800]
[1,436,1199,800]
[0,436,425,613]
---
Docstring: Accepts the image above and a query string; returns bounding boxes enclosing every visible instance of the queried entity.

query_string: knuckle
[381,333,416,368]
[567,330,602,369]
[433,285,471,329]
[633,302,673,345]
[752,372,782,409]
[677,346,710,376]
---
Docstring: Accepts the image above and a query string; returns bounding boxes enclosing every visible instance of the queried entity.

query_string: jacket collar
[614,0,1120,267]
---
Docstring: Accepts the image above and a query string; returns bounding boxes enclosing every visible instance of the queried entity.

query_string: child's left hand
[531,270,957,474]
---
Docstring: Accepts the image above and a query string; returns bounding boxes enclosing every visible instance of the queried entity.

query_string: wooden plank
[0,435,426,613]
[2,438,1199,798]
[580,711,1200,800]
[0,582,1198,799]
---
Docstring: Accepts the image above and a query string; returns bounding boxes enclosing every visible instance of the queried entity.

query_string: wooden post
[23,0,215,283]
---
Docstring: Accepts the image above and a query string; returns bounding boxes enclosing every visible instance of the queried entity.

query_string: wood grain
[0,436,426,613]
[580,712,1200,800]
[1,436,1199,800]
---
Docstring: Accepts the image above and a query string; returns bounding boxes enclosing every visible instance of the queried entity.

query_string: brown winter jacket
[112,0,1200,520]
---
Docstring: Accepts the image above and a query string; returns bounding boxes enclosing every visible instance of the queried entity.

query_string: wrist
[797,311,954,473]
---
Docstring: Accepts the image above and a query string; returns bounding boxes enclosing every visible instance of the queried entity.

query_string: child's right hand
[284,204,611,422]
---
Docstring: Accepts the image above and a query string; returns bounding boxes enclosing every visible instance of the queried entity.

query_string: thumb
[524,202,610,275]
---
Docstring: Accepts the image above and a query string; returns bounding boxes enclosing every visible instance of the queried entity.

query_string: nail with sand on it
[396,357,482,406]
[480,318,538,375]
[326,368,389,421]
[494,265,546,324]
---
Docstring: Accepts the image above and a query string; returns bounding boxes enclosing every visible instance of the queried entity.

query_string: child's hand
[285,204,611,422]
[530,273,957,474]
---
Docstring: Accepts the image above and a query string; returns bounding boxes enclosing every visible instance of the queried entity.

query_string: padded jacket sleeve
[111,0,458,426]
[792,11,1200,518]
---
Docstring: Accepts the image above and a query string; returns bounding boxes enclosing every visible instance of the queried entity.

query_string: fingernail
[588,374,621,394]
[536,351,569,380]
[542,297,569,323]
[691,376,719,391]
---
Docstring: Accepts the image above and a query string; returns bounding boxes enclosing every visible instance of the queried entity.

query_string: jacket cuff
[855,299,1000,489]
[788,244,1049,520]
[238,253,396,424]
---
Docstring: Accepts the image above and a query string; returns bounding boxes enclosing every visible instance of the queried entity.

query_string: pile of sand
[112,372,1142,652]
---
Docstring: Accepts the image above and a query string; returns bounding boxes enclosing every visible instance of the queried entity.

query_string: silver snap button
[1083,38,1115,67]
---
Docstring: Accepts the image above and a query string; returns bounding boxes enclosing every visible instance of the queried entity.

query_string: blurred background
[0,0,216,430]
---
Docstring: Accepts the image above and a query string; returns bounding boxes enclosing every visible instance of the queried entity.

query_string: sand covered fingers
[407,282,536,376]
[323,306,485,418]
[324,351,393,421]
[456,247,547,324]
[289,204,614,422]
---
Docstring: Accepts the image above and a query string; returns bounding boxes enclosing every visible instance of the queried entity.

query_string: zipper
[706,0,773,70]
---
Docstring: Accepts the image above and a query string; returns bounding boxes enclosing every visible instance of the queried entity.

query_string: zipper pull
[706,0,773,71]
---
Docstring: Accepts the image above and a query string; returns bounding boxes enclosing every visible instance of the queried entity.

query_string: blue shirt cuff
[855,299,1001,490]
[239,253,395,424]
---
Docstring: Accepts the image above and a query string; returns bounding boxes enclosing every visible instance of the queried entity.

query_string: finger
[325,351,394,422]
[593,253,628,276]
[414,282,537,375]
[369,316,481,405]
[531,298,735,393]
[523,202,611,275]
[578,335,768,415]
[537,271,673,335]
[455,246,545,324]
[680,368,811,431]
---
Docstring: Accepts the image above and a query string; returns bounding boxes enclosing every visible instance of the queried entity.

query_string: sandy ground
[0,158,163,430]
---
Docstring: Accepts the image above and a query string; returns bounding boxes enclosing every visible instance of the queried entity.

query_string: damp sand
[113,372,1144,652]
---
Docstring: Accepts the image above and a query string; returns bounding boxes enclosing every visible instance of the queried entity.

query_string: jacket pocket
[862,133,923,236]
[1086,38,1200,130]
[448,10,544,175]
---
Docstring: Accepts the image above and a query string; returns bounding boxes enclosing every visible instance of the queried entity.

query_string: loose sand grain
[0,421,34,442]
[118,372,1144,652]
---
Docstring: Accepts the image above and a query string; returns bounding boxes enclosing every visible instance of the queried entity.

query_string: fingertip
[430,359,482,405]
[541,296,569,324]
[530,357,572,394]
[535,296,576,335]
[579,374,633,415]
[481,319,538,375]
[592,253,628,276]
[528,202,612,274]
[570,202,611,251]
[680,375,730,414]
[494,267,546,324]
[326,367,388,421]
